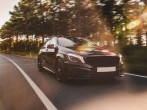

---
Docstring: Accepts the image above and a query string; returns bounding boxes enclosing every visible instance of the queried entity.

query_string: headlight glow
[67,53,85,63]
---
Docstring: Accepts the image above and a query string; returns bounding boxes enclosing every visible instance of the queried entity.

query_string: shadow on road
[41,70,147,110]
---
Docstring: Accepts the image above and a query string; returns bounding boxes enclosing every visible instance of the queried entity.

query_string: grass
[122,46,147,75]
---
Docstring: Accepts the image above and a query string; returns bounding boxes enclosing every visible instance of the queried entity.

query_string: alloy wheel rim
[56,63,62,80]
[57,63,61,73]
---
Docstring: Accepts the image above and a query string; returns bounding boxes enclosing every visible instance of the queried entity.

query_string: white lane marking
[1,55,57,110]
[125,73,147,79]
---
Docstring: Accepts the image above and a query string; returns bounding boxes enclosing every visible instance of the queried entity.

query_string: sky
[0,0,20,28]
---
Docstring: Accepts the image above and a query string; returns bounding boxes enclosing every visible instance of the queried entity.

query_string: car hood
[59,45,118,56]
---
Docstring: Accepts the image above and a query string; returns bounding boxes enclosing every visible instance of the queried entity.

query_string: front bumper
[63,61,124,79]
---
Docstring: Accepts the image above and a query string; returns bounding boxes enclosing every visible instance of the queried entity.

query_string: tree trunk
[137,29,142,46]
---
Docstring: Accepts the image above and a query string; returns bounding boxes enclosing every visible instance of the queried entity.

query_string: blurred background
[0,0,147,74]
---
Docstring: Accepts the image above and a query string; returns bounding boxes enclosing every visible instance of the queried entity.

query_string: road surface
[0,53,147,110]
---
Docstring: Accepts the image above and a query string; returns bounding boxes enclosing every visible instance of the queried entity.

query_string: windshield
[57,37,94,47]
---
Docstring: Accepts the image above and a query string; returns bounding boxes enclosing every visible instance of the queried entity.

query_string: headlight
[67,53,85,63]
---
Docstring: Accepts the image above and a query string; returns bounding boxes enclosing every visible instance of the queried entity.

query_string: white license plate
[97,67,116,72]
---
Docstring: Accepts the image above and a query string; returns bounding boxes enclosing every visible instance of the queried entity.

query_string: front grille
[85,56,120,66]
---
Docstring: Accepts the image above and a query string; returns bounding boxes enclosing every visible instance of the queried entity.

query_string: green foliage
[0,39,12,51]
[122,46,147,74]
[0,0,146,53]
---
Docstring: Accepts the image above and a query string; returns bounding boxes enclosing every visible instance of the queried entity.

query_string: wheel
[38,57,44,72]
[56,59,65,82]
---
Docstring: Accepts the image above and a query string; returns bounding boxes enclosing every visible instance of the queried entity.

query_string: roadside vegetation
[122,45,147,74]
[0,0,147,74]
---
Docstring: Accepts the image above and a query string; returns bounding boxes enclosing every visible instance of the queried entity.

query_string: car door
[40,39,52,68]
[44,38,57,72]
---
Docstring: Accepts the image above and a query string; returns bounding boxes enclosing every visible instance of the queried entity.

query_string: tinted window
[43,39,52,48]
[50,38,57,45]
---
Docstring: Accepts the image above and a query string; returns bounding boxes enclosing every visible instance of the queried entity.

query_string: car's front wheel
[56,59,65,82]
[38,57,44,72]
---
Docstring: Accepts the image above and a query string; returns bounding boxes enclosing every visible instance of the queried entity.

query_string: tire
[56,59,65,82]
[38,57,44,72]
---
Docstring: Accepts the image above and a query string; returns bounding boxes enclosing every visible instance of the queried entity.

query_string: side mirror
[47,44,55,49]
[47,44,57,52]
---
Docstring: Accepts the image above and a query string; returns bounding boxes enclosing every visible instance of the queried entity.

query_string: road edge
[1,55,57,110]
[125,73,147,79]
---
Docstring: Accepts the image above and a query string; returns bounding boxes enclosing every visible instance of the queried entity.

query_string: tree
[124,0,146,46]
[96,0,129,45]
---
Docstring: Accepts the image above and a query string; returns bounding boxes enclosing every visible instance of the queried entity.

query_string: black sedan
[38,37,124,81]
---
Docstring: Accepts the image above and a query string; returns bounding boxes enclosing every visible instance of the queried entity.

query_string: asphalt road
[0,53,147,110]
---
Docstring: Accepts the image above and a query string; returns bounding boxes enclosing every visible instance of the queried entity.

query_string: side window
[58,37,76,47]
[43,39,51,48]
[50,38,56,45]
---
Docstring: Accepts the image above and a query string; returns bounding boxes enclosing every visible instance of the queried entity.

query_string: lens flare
[141,12,147,23]
[127,19,143,30]
[141,7,147,23]
[76,44,94,53]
